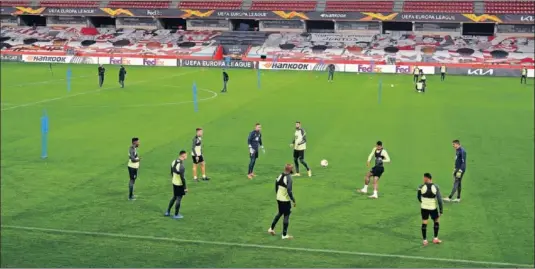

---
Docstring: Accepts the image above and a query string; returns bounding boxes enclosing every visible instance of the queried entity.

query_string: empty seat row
[39,1,99,7]
[403,1,474,13]
[251,1,316,11]
[107,1,171,8]
[179,1,242,10]
[485,1,534,13]
[325,1,393,12]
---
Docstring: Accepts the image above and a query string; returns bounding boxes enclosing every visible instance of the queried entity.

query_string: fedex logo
[357,64,382,73]
[109,57,131,65]
[395,66,412,74]
[143,58,165,66]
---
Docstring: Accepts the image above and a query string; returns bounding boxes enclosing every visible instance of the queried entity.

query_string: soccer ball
[391,84,394,87]
[320,159,328,167]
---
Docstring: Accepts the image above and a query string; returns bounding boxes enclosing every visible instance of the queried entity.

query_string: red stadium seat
[325,1,394,12]
[107,1,171,9]
[250,0,317,11]
[484,1,535,14]
[0,0,31,6]
[178,0,242,10]
[39,1,99,7]
[402,1,474,13]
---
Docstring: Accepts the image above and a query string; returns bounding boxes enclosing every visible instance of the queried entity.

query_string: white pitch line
[1,75,92,88]
[1,71,198,111]
[68,88,218,108]
[1,225,532,268]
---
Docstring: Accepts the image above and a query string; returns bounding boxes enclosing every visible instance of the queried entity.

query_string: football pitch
[1,62,533,268]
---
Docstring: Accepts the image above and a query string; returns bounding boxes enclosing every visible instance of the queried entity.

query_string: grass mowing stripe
[2,225,532,268]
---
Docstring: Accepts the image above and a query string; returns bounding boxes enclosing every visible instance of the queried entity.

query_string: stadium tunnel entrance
[89,17,116,28]
[161,18,187,30]
[231,19,259,31]
[462,23,495,36]
[306,20,335,33]
[19,15,46,27]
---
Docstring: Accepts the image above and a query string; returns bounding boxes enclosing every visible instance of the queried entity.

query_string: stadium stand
[2,25,533,65]
[325,0,394,12]
[39,1,99,7]
[107,1,171,9]
[178,0,242,10]
[0,0,31,6]
[248,32,534,65]
[0,26,222,57]
[402,1,474,13]
[250,0,317,11]
[215,31,270,46]
[484,0,535,14]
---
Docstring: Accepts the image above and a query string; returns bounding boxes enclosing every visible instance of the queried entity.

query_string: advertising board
[14,54,534,78]
[0,54,22,62]
[23,55,72,63]
[439,67,522,77]
[180,60,255,69]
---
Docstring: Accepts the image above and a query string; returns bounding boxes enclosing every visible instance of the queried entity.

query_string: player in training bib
[290,121,311,177]
[358,141,391,199]
[127,137,140,200]
[417,173,443,246]
[192,128,209,182]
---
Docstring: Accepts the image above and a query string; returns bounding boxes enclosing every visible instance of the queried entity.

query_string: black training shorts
[421,209,439,220]
[277,200,292,215]
[173,184,185,197]
[293,150,305,159]
[192,155,204,164]
[370,166,385,178]
[128,167,138,181]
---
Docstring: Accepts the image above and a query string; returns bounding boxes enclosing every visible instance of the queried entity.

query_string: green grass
[1,62,533,268]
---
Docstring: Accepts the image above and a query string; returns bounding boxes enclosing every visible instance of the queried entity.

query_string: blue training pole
[41,110,49,159]
[378,78,383,105]
[225,56,231,68]
[66,67,72,92]
[257,68,261,89]
[193,82,199,113]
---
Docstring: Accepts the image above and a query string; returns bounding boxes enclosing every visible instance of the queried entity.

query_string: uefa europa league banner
[1,7,533,24]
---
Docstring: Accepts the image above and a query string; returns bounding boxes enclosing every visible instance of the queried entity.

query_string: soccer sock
[449,179,458,199]
[300,159,310,171]
[167,196,176,212]
[421,224,427,240]
[174,196,182,216]
[248,158,256,174]
[271,213,282,230]
[457,181,462,199]
[128,180,134,198]
[282,214,290,236]
[294,158,299,173]
[433,222,439,238]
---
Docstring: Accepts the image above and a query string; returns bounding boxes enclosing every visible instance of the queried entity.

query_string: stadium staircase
[99,0,109,8]
[393,0,404,12]
[315,0,326,12]
[30,0,39,6]
[171,0,180,8]
[474,1,485,13]
[241,0,252,10]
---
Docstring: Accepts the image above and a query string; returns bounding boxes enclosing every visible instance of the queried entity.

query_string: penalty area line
[1,225,532,268]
